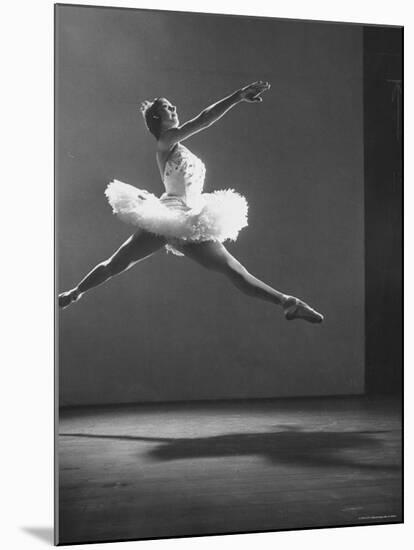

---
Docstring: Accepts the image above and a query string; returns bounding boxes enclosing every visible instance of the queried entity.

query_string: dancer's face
[157,98,179,129]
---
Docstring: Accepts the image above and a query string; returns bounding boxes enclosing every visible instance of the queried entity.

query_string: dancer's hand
[238,81,271,103]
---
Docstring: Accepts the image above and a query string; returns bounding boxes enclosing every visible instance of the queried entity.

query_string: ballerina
[59,81,323,323]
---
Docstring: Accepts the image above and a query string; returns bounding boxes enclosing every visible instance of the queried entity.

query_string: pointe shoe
[283,296,324,324]
[58,288,81,309]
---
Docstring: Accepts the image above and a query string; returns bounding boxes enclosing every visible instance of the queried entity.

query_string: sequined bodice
[162,144,206,207]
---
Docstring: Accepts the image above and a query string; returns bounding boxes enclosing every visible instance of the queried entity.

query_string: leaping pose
[59,81,323,324]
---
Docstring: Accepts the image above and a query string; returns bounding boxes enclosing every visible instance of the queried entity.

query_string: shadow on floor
[21,526,54,545]
[60,426,401,471]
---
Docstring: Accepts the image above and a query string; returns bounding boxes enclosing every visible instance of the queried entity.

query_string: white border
[2,1,410,549]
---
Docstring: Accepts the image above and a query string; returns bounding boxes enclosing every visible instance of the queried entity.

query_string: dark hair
[140,98,163,139]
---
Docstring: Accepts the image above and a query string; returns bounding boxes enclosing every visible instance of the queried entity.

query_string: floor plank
[58,396,402,544]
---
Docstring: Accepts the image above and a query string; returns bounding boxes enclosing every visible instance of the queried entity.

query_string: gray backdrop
[57,7,364,406]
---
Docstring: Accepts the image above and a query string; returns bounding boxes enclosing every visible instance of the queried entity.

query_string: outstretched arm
[158,81,271,150]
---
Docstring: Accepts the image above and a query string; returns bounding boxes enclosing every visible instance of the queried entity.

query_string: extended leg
[59,229,166,308]
[179,241,323,323]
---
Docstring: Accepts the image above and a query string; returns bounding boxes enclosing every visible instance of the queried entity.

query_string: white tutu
[105,179,248,255]
[105,144,248,255]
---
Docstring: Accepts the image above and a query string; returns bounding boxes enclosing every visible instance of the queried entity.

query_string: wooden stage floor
[58,395,402,544]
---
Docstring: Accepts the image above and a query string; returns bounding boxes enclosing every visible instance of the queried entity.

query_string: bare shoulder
[157,128,180,151]
[156,141,178,178]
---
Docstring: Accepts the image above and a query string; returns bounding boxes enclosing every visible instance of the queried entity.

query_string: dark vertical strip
[363,26,403,394]
[54,5,58,545]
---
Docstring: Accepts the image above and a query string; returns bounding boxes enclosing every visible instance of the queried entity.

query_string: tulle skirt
[105,179,249,255]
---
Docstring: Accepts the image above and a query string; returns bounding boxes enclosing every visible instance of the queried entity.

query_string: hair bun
[140,100,153,114]
[139,98,162,138]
